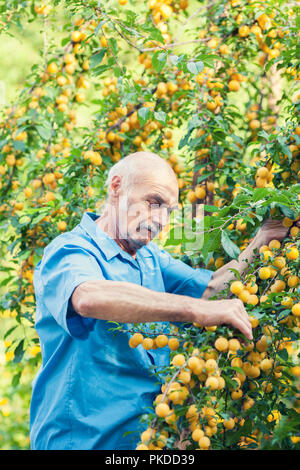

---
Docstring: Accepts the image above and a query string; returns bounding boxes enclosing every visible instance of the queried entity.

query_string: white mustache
[138,221,161,236]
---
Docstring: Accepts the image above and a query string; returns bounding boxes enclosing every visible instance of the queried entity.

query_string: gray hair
[104,155,138,191]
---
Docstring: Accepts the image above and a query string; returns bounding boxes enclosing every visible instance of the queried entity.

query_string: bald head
[105,151,178,195]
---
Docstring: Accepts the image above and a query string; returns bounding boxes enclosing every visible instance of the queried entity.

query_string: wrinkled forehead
[132,167,178,200]
[132,162,178,189]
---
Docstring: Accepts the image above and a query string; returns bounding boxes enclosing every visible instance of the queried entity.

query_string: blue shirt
[29,211,213,450]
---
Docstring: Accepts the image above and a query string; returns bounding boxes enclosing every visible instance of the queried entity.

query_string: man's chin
[127,236,149,251]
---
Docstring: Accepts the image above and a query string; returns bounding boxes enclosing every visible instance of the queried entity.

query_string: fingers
[262,218,283,229]
[229,315,253,341]
[202,299,253,340]
[226,300,253,341]
[263,217,300,237]
[235,306,253,341]
[259,219,289,243]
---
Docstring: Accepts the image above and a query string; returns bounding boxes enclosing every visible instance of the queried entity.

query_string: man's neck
[95,212,137,259]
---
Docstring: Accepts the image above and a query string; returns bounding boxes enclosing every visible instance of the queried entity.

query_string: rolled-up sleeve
[35,242,104,338]
[157,248,214,299]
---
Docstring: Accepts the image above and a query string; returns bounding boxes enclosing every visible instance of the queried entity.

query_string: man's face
[117,173,178,251]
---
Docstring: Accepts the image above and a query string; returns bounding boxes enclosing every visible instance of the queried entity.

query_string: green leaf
[4,325,18,340]
[164,227,186,247]
[18,215,31,225]
[152,51,167,72]
[203,215,211,230]
[178,115,202,149]
[169,54,179,66]
[90,49,106,68]
[12,140,26,151]
[202,229,221,259]
[0,276,12,287]
[217,206,231,218]
[141,23,164,43]
[203,205,219,212]
[137,106,151,126]
[17,249,31,261]
[280,143,292,160]
[221,230,240,260]
[263,194,291,206]
[194,54,219,67]
[187,115,202,132]
[13,339,25,364]
[224,376,239,390]
[252,187,270,202]
[113,66,124,78]
[187,61,204,74]
[196,171,214,184]
[94,20,106,35]
[170,53,187,72]
[12,371,22,388]
[278,348,289,361]
[276,204,296,219]
[61,37,70,47]
[228,268,241,280]
[33,251,42,266]
[154,110,166,124]
[36,121,52,140]
[32,211,49,225]
[108,38,118,55]
[91,64,110,76]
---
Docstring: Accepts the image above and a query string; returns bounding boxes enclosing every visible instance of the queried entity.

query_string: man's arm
[202,217,299,300]
[71,279,253,340]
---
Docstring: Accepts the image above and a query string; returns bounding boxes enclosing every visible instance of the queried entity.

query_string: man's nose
[151,206,168,227]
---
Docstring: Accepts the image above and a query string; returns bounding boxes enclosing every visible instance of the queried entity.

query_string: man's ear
[110,175,122,197]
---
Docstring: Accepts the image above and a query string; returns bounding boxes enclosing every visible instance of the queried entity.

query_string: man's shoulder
[42,225,95,258]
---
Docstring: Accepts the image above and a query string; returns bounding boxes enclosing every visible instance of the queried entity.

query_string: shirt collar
[79,211,152,262]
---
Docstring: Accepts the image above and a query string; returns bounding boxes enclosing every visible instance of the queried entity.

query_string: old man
[29,152,291,450]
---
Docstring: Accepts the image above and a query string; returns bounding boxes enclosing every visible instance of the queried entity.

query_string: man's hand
[202,216,299,302]
[255,217,300,247]
[195,298,253,341]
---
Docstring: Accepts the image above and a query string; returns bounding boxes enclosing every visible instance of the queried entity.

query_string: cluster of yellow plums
[130,230,299,450]
[230,236,299,319]
[133,322,299,450]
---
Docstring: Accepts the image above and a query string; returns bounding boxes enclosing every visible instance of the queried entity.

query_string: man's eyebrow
[147,193,169,205]
[147,193,178,211]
